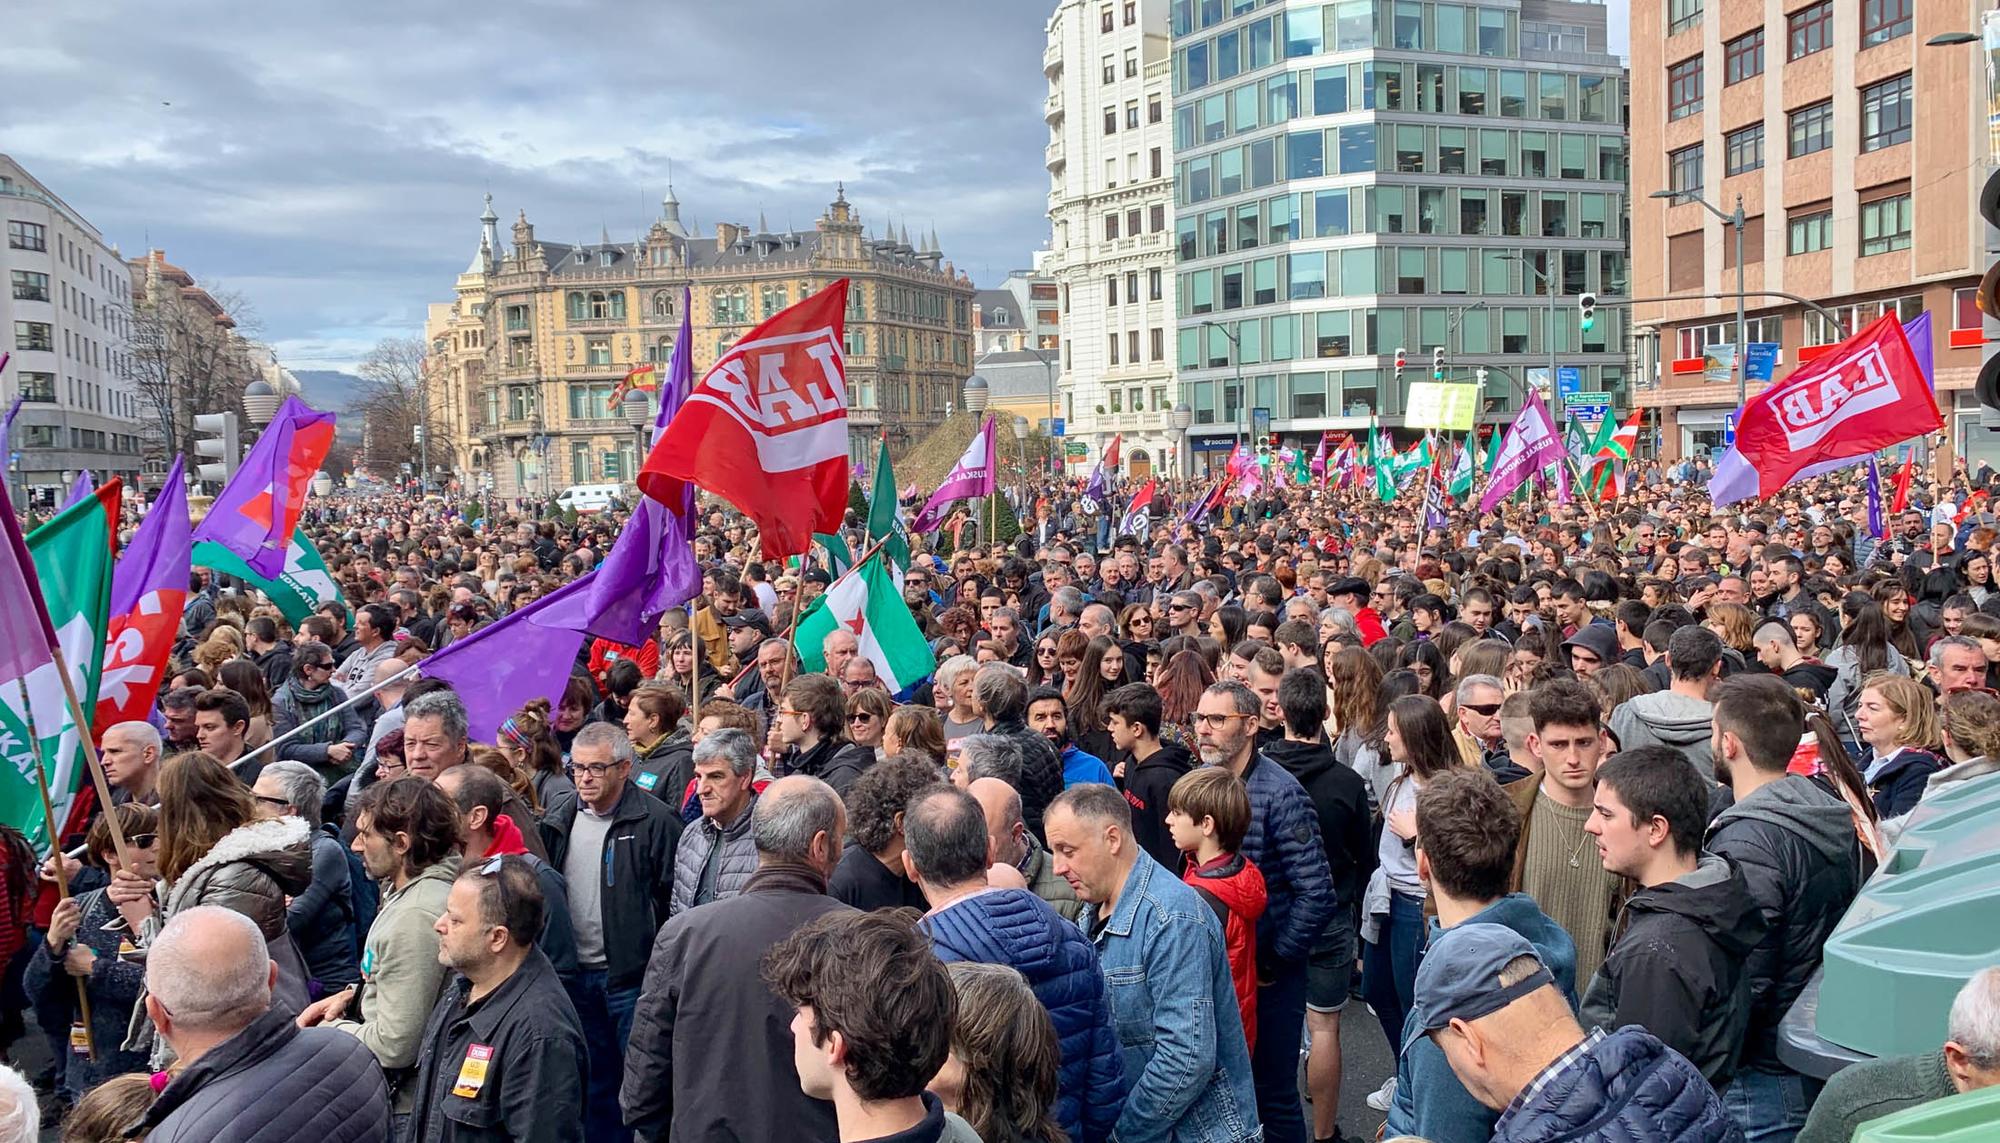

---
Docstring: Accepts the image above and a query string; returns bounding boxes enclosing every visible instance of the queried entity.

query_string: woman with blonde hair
[930,962,1066,1143]
[1854,672,1946,818]
[1703,602,1760,658]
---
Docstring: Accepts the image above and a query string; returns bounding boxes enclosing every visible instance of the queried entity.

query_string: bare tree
[120,283,258,468]
[353,336,451,481]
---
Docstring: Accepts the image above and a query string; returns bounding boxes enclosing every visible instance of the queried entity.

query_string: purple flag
[1479,402,1565,513]
[0,352,19,440]
[61,471,93,510]
[1903,311,1934,390]
[0,479,58,682]
[911,415,997,532]
[584,289,700,645]
[419,574,595,740]
[192,396,336,579]
[1866,457,1886,539]
[1310,434,1327,478]
[1083,457,1107,500]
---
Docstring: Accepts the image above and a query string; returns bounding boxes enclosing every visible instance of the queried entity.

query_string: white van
[555,483,623,514]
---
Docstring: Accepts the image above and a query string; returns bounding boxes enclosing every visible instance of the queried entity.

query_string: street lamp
[1927,30,1979,45]
[621,389,653,489]
[1024,346,1059,477]
[1498,253,1564,407]
[1198,319,1244,451]
[963,374,990,414]
[1009,415,1027,512]
[1170,401,1194,481]
[1651,188,1748,410]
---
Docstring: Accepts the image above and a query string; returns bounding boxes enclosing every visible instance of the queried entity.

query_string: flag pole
[45,645,132,872]
[234,661,422,769]
[14,677,95,1061]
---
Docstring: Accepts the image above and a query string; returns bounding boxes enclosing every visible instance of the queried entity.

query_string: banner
[1405,383,1479,431]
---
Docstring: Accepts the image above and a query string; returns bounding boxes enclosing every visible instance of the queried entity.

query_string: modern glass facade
[1170,0,1629,456]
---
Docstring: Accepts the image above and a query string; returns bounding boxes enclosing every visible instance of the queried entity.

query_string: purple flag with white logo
[1479,403,1566,513]
[420,574,595,740]
[1866,457,1886,539]
[911,415,997,533]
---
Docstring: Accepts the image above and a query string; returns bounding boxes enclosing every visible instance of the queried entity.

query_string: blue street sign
[1050,418,1064,437]
[1723,413,1737,447]
[1744,343,1780,381]
[1556,367,1583,398]
[1566,404,1611,421]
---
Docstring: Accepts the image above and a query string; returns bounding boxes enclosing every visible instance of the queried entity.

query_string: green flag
[795,555,935,692]
[193,527,341,625]
[866,436,910,572]
[0,489,116,853]
[1371,429,1397,503]
[1448,440,1477,500]
[1391,436,1433,484]
[814,533,853,577]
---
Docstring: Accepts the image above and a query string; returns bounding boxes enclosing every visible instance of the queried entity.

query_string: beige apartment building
[1630,0,1990,464]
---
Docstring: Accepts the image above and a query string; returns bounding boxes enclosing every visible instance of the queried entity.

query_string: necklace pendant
[1569,854,1580,868]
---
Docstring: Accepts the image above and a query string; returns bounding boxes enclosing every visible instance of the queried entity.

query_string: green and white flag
[193,527,340,625]
[1448,440,1477,500]
[814,533,854,577]
[866,436,911,573]
[0,488,116,854]
[795,555,935,692]
[1371,429,1397,503]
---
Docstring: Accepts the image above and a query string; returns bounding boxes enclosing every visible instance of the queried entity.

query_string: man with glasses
[1194,682,1336,1143]
[1165,593,1203,639]
[542,722,682,1143]
[272,646,368,781]
[1453,675,1508,773]
[251,760,359,994]
[406,855,588,1143]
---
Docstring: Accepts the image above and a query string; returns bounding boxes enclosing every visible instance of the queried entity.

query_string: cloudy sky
[4,1,1629,374]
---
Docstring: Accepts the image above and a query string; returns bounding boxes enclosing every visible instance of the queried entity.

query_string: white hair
[1948,965,2000,1071]
[0,1064,35,1143]
[104,720,161,755]
[147,906,272,1035]
[935,655,979,690]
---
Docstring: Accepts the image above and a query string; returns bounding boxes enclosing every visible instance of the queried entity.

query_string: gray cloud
[1,0,1054,370]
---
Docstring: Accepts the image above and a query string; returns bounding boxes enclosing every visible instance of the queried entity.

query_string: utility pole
[1200,319,1243,452]
[1651,190,1747,409]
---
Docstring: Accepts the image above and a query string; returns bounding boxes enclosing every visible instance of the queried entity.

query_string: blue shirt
[1061,744,1117,788]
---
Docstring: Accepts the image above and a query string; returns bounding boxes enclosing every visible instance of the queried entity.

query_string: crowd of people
[0,458,1997,1143]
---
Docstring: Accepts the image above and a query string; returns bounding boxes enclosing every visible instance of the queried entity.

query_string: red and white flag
[1119,478,1156,537]
[639,280,851,559]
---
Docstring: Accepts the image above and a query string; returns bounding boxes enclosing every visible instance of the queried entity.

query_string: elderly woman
[251,761,360,995]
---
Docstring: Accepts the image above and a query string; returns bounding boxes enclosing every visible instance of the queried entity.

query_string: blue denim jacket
[1079,853,1263,1143]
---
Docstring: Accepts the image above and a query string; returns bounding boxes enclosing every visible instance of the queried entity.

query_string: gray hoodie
[1608,690,1716,777]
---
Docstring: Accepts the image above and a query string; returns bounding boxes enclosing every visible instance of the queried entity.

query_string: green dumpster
[1853,1083,2000,1142]
[1875,775,2000,878]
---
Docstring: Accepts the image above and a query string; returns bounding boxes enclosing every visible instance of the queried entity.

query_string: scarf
[288,681,344,745]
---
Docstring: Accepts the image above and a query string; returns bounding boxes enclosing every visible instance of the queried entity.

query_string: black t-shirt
[828,844,927,912]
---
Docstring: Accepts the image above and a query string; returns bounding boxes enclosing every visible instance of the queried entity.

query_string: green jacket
[1798,1048,1957,1143]
[330,855,461,1113]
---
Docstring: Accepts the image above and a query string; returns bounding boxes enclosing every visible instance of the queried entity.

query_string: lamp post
[1010,415,1028,514]
[1199,319,1244,452]
[1650,189,1747,411]
[1170,401,1194,482]
[622,389,653,489]
[1499,253,1562,407]
[1025,346,1058,477]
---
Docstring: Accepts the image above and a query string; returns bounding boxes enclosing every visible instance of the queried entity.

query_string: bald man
[101,721,162,806]
[969,777,1081,921]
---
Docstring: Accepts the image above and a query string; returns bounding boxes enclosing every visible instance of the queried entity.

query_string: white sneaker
[1365,1077,1398,1112]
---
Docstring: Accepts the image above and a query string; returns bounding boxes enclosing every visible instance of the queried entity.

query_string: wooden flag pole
[46,645,133,872]
[14,677,95,1061]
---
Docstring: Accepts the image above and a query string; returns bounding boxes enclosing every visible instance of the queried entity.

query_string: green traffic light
[1581,316,1594,331]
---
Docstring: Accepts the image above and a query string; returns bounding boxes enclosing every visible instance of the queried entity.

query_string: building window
[1787,210,1833,254]
[1125,50,1138,77]
[1725,124,1764,175]
[1789,1,1831,59]
[1957,287,1983,331]
[1725,30,1764,85]
[17,372,54,402]
[505,304,530,332]
[1126,271,1140,303]
[1861,73,1912,152]
[1107,276,1119,306]
[1108,333,1120,366]
[1668,0,1702,34]
[6,221,45,251]
[1124,1,1135,25]
[1149,268,1164,300]
[10,270,49,302]
[1862,0,1911,46]
[1667,57,1702,120]
[1860,194,1912,255]
[13,321,52,352]
[1669,144,1703,197]
[586,338,611,366]
[1151,328,1165,361]
[1105,213,1120,240]
[1104,107,1117,135]
[1101,5,1113,31]
[1148,96,1162,123]
[1789,100,1834,157]
[1126,101,1140,128]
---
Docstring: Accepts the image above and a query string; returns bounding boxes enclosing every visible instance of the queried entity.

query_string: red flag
[1717,313,1940,502]
[1102,433,1122,473]
[1957,489,1989,526]
[639,280,850,560]
[95,458,191,735]
[1890,453,1916,514]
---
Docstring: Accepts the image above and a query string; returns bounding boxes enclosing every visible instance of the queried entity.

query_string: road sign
[1063,440,1088,458]
[1050,418,1064,437]
[1556,367,1583,398]
[1724,413,1737,447]
[1566,404,1611,421]
[1563,390,1611,406]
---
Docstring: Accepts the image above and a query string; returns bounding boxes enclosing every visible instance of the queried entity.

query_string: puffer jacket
[123,816,317,1066]
[289,829,360,991]
[1185,853,1266,1052]
[667,796,759,917]
[1494,1026,1741,1143]
[1579,854,1767,1087]
[1237,751,1337,968]
[924,887,1127,1143]
[129,1005,390,1143]
[1705,775,1863,1072]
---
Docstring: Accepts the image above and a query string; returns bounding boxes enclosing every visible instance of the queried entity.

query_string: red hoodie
[1184,852,1267,1050]
[482,813,533,859]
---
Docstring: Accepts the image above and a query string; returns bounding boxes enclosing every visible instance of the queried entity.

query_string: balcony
[1045,138,1065,173]
[493,362,540,381]
[1044,94,1063,124]
[1043,40,1062,76]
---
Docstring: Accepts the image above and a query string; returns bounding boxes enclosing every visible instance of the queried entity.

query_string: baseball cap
[723,608,773,636]
[803,568,833,586]
[1404,924,1554,1051]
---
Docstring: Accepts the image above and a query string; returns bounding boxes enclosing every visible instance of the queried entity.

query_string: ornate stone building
[426,186,975,500]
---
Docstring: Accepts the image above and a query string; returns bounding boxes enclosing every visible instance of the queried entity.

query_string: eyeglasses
[1193,712,1254,727]
[377,760,408,776]
[1461,702,1503,717]
[566,760,625,777]
[252,794,292,810]
[777,707,806,719]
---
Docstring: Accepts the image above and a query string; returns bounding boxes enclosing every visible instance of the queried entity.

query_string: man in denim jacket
[1047,784,1263,1143]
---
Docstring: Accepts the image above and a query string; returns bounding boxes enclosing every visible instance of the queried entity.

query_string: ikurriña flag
[639,280,850,560]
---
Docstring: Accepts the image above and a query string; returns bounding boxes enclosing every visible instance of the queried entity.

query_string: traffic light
[192,411,240,486]
[1268,433,1281,451]
[1578,292,1597,332]
[1976,169,2000,416]
[1431,347,1445,380]
[1394,347,1407,382]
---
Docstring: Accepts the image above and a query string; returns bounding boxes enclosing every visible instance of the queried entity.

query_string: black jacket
[407,948,588,1143]
[131,1006,391,1143]
[1120,741,1197,874]
[621,863,852,1140]
[1578,854,1768,1087]
[255,643,295,693]
[542,783,683,992]
[1705,775,1863,1071]
[1869,747,1944,819]
[1263,737,1374,912]
[632,730,693,808]
[1780,660,1839,703]
[781,735,876,801]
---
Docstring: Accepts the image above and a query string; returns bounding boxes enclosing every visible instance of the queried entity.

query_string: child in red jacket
[1167,766,1268,1050]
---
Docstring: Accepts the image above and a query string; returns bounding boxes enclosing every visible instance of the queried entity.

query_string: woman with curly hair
[828,754,937,912]
[1153,649,1214,752]
[930,962,1067,1143]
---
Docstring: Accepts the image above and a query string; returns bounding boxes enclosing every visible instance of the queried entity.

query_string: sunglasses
[1169,604,1193,612]
[1038,646,1058,656]
[1461,702,1503,717]
[849,712,876,724]
[129,833,157,848]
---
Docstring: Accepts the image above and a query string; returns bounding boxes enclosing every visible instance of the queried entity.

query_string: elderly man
[1078,603,1117,643]
[134,907,389,1142]
[401,689,471,781]
[100,720,162,806]
[1453,675,1507,771]
[668,728,760,917]
[968,777,1080,921]
[907,785,1126,1143]
[1799,966,2000,1142]
[1046,784,1261,1142]
[839,654,880,696]
[623,776,852,1141]
[1931,635,1991,695]
[251,761,359,992]
[821,628,860,681]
